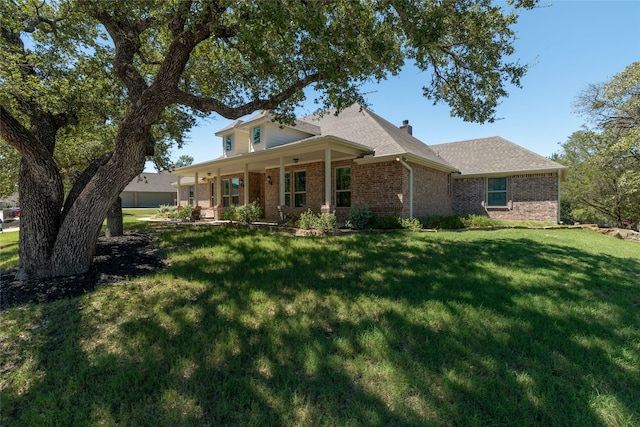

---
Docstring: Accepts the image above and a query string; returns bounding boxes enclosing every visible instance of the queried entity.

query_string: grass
[0,209,156,269]
[1,221,639,426]
[0,231,18,269]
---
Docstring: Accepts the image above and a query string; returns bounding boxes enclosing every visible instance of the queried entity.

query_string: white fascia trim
[453,167,568,179]
[170,135,370,177]
[355,153,457,174]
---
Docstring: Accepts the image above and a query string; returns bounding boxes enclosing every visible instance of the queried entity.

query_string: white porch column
[244,164,249,205]
[279,157,285,206]
[194,172,199,206]
[323,148,332,209]
[216,168,221,207]
[176,175,181,207]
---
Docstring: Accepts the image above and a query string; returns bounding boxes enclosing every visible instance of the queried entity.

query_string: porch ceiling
[173,136,370,177]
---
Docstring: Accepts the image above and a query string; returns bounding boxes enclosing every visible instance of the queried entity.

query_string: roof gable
[431,137,566,176]
[303,104,455,169]
[216,111,321,136]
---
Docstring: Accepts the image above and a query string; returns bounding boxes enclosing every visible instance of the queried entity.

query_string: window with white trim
[294,171,306,207]
[225,135,233,152]
[189,185,195,206]
[252,126,261,145]
[231,177,240,206]
[487,177,507,207]
[222,179,230,207]
[335,166,351,207]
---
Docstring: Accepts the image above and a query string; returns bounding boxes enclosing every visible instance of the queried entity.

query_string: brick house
[172,104,566,223]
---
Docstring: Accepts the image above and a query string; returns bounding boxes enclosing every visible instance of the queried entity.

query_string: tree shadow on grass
[2,227,639,425]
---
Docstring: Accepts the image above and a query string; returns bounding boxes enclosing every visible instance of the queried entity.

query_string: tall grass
[1,226,639,426]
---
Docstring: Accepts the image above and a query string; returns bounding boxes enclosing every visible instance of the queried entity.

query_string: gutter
[397,157,414,219]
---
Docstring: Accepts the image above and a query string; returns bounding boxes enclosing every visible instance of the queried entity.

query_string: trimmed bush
[236,201,262,224]
[419,214,498,229]
[462,214,497,228]
[317,212,337,233]
[298,209,317,230]
[297,209,337,233]
[400,217,422,231]
[221,205,237,221]
[176,204,193,220]
[371,214,402,230]
[420,215,465,230]
[347,205,372,230]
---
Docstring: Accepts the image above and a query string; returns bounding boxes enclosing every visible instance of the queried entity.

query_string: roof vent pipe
[400,120,413,136]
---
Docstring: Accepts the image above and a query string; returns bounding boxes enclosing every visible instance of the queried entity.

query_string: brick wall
[453,173,560,222]
[452,178,486,216]
[248,172,265,214]
[264,162,326,220]
[178,181,213,208]
[263,159,454,221]
[352,161,405,217]
[264,167,280,220]
[412,163,452,217]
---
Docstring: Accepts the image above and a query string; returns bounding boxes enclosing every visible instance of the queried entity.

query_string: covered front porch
[172,136,371,221]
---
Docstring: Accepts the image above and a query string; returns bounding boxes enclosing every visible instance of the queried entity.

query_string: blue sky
[163,0,640,168]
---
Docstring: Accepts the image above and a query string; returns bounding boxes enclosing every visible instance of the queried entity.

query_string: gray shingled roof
[431,137,566,176]
[123,172,176,192]
[302,104,455,170]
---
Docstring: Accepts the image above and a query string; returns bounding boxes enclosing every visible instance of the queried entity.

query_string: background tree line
[554,62,639,230]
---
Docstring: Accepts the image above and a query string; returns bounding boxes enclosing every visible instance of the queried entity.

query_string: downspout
[398,157,413,219]
[557,168,562,224]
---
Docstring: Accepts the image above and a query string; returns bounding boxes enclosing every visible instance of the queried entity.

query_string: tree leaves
[559,63,640,227]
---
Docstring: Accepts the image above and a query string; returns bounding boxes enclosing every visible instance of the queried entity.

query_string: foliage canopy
[558,62,640,227]
[1,0,537,279]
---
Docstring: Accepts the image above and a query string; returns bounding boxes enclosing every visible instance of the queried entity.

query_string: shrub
[317,212,337,233]
[419,215,465,230]
[462,214,496,228]
[400,217,422,231]
[221,205,237,221]
[297,209,337,233]
[176,204,193,220]
[157,204,174,218]
[347,205,372,230]
[371,214,402,230]
[298,209,317,230]
[235,201,262,224]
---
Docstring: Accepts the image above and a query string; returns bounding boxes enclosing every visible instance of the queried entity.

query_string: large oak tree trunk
[12,111,150,279]
[105,197,124,238]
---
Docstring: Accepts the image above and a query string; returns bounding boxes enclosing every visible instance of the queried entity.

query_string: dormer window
[252,126,261,145]
[225,135,233,151]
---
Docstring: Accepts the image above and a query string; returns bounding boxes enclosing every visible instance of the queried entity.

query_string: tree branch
[168,0,193,36]
[81,2,149,98]
[170,73,321,119]
[0,104,61,181]
[61,151,113,222]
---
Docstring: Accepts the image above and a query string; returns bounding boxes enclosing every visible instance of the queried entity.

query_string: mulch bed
[0,232,166,310]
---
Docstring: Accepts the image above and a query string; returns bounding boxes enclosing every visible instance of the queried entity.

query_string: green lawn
[1,224,639,426]
[0,209,156,269]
